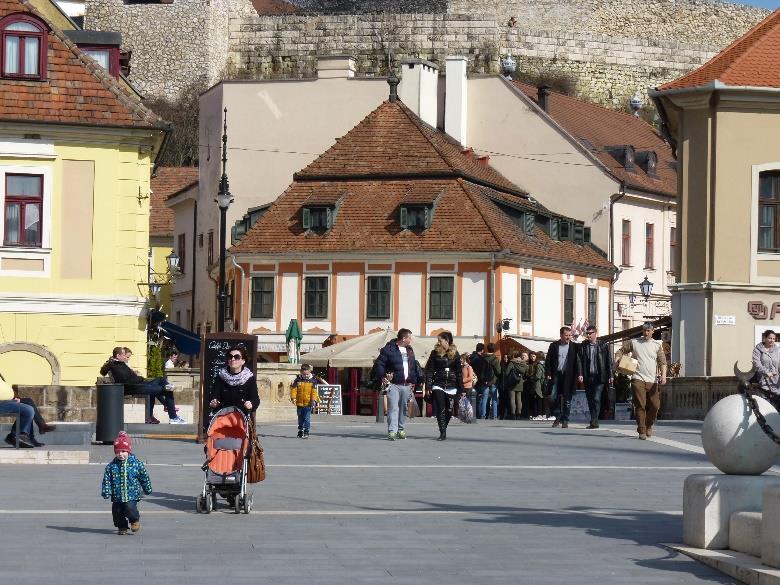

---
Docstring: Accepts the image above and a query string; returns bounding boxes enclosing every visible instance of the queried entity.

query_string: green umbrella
[285,319,302,364]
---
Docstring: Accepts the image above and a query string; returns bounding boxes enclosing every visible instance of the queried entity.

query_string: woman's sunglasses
[227,353,243,360]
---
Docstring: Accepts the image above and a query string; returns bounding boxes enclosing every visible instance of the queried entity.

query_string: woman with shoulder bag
[424,331,463,441]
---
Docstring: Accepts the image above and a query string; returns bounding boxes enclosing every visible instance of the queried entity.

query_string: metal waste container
[96,383,124,443]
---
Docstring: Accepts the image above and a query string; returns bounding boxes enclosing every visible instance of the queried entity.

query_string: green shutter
[326,206,333,229]
[551,219,559,240]
[524,213,535,234]
[302,207,311,229]
[584,227,591,243]
[424,206,431,228]
[400,206,408,229]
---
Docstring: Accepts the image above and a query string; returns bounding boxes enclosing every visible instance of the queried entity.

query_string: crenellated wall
[85,0,768,105]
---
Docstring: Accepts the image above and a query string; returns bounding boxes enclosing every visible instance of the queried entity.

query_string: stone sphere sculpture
[702,393,780,475]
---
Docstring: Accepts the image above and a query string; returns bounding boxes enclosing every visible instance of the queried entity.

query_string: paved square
[1,417,753,584]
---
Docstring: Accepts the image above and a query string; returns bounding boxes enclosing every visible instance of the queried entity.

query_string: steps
[0,422,92,446]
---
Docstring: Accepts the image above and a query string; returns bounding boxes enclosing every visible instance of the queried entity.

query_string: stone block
[763,486,780,569]
[683,474,780,549]
[728,511,762,557]
[15,385,44,403]
[69,388,93,408]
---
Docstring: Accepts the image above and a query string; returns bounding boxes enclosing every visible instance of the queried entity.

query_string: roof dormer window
[400,205,431,230]
[302,206,333,231]
[1,14,47,80]
[636,150,658,178]
[607,145,636,171]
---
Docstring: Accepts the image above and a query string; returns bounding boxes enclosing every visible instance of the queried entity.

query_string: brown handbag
[247,418,266,484]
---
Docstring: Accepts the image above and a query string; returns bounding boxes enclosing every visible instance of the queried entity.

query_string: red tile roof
[514,82,676,197]
[659,9,780,90]
[0,0,165,129]
[150,167,198,237]
[295,100,527,196]
[234,100,614,275]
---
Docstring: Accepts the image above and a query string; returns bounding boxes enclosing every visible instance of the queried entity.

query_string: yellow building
[0,0,167,385]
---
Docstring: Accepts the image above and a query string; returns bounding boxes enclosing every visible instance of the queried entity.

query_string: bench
[0,411,21,448]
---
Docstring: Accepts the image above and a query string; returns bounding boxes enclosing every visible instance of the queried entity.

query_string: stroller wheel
[195,494,204,513]
[205,493,213,514]
[234,496,241,514]
[242,493,253,514]
[211,492,218,511]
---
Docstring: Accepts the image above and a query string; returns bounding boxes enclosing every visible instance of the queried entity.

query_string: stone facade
[84,0,767,105]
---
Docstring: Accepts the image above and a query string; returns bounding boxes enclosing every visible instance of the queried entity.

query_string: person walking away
[373,329,419,441]
[617,322,667,440]
[483,344,501,419]
[505,351,528,420]
[752,329,780,410]
[424,331,464,440]
[290,364,323,439]
[101,431,152,535]
[470,343,488,419]
[579,326,613,429]
[458,353,476,418]
[544,327,583,429]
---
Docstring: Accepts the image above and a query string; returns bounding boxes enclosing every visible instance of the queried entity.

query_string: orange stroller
[196,406,253,514]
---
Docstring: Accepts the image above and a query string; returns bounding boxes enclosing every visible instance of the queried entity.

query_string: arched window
[1,14,46,80]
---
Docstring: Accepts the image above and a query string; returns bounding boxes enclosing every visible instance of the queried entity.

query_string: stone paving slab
[0,418,745,584]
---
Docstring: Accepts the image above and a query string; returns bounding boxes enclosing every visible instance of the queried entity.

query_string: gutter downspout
[190,200,197,333]
[609,181,626,334]
[229,254,245,332]
[490,252,496,342]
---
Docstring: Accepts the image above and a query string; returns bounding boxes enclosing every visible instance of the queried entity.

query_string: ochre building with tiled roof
[0,0,168,387]
[224,96,615,354]
[652,8,780,377]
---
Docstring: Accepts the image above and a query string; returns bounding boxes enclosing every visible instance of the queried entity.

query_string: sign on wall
[315,384,342,415]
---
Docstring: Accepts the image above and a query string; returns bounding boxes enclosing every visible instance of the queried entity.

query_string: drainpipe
[229,254,245,332]
[490,252,496,342]
[190,200,197,333]
[608,181,626,334]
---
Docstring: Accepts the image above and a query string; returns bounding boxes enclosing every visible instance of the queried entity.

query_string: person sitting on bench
[100,347,186,424]
[0,372,53,447]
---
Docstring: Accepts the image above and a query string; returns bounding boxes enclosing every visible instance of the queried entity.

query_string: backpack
[472,354,495,386]
[504,363,522,389]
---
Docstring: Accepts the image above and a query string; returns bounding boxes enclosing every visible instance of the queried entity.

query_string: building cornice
[0,293,147,317]
[670,281,780,293]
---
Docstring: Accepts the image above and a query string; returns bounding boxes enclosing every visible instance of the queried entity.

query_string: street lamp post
[639,275,653,302]
[215,108,233,332]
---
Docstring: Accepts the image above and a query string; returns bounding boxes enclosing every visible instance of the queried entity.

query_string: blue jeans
[112,501,140,529]
[297,406,312,432]
[585,380,605,422]
[549,378,572,422]
[0,399,34,435]
[477,384,498,419]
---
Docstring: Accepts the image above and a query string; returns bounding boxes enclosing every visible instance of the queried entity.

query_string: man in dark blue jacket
[374,328,418,440]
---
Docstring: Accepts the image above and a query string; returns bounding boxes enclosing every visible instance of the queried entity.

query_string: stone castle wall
[85,0,768,105]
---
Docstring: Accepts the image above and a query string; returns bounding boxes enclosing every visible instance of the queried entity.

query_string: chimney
[477,154,490,166]
[537,85,550,113]
[398,59,439,127]
[316,55,357,79]
[445,56,468,146]
[460,147,474,160]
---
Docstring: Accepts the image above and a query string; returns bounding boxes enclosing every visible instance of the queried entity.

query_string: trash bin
[96,383,124,444]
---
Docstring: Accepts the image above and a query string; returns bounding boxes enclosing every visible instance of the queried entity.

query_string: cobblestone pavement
[1,418,748,585]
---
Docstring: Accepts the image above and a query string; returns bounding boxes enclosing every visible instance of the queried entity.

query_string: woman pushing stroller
[209,345,260,414]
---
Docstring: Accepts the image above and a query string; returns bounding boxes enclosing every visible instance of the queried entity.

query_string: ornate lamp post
[215,108,233,332]
[639,275,653,302]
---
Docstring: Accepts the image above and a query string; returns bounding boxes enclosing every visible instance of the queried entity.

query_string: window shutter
[584,227,591,243]
[302,207,311,229]
[424,206,431,228]
[573,224,584,244]
[326,206,333,229]
[524,212,535,234]
[551,219,559,241]
[400,206,408,229]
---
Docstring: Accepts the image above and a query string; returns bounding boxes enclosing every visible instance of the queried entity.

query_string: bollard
[470,389,478,422]
[375,389,385,423]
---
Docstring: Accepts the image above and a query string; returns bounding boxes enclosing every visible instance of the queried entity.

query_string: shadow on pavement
[146,491,196,511]
[46,525,116,535]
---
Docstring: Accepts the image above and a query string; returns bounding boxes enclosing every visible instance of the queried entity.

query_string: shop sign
[746,301,780,320]
[714,315,736,326]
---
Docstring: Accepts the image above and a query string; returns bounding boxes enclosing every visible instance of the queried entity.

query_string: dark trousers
[128,379,176,419]
[549,378,572,422]
[432,389,453,434]
[111,501,140,529]
[584,379,605,423]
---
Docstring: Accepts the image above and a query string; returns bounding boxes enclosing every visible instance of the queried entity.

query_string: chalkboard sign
[315,384,342,415]
[198,332,257,440]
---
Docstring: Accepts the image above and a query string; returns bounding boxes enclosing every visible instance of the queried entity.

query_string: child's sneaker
[165,383,176,391]
[169,416,187,424]
[118,528,128,535]
[130,521,140,533]
[297,430,303,438]
[387,432,395,441]
[302,430,310,439]
[396,430,406,439]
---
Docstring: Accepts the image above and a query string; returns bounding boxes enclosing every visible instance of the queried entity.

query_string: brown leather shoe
[552,420,560,428]
[561,421,569,429]
[38,423,57,434]
[130,521,141,533]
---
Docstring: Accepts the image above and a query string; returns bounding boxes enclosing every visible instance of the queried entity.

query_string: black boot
[438,430,446,441]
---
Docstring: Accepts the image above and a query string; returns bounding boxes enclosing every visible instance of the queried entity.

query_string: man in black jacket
[373,329,418,440]
[579,325,613,429]
[544,326,583,428]
[100,347,184,424]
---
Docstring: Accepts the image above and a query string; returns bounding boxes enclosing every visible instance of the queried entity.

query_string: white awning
[506,335,556,354]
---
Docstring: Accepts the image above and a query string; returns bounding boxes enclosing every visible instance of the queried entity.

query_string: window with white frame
[4,173,42,247]
[429,276,454,320]
[563,283,574,326]
[305,276,328,319]
[366,275,391,320]
[520,279,532,322]
[758,171,780,253]
[251,276,274,319]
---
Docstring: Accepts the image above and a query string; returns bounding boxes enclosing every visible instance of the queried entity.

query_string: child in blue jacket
[101,431,152,535]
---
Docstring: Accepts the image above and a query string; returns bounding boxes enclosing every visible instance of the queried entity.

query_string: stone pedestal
[763,485,780,568]
[683,474,780,549]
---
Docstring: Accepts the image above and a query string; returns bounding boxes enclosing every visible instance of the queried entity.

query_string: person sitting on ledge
[100,347,186,424]
[0,372,54,448]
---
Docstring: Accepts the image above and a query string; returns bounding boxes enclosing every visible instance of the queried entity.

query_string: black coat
[100,358,145,385]
[210,372,260,412]
[544,341,582,397]
[424,347,464,392]
[579,341,613,386]
[374,341,420,385]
